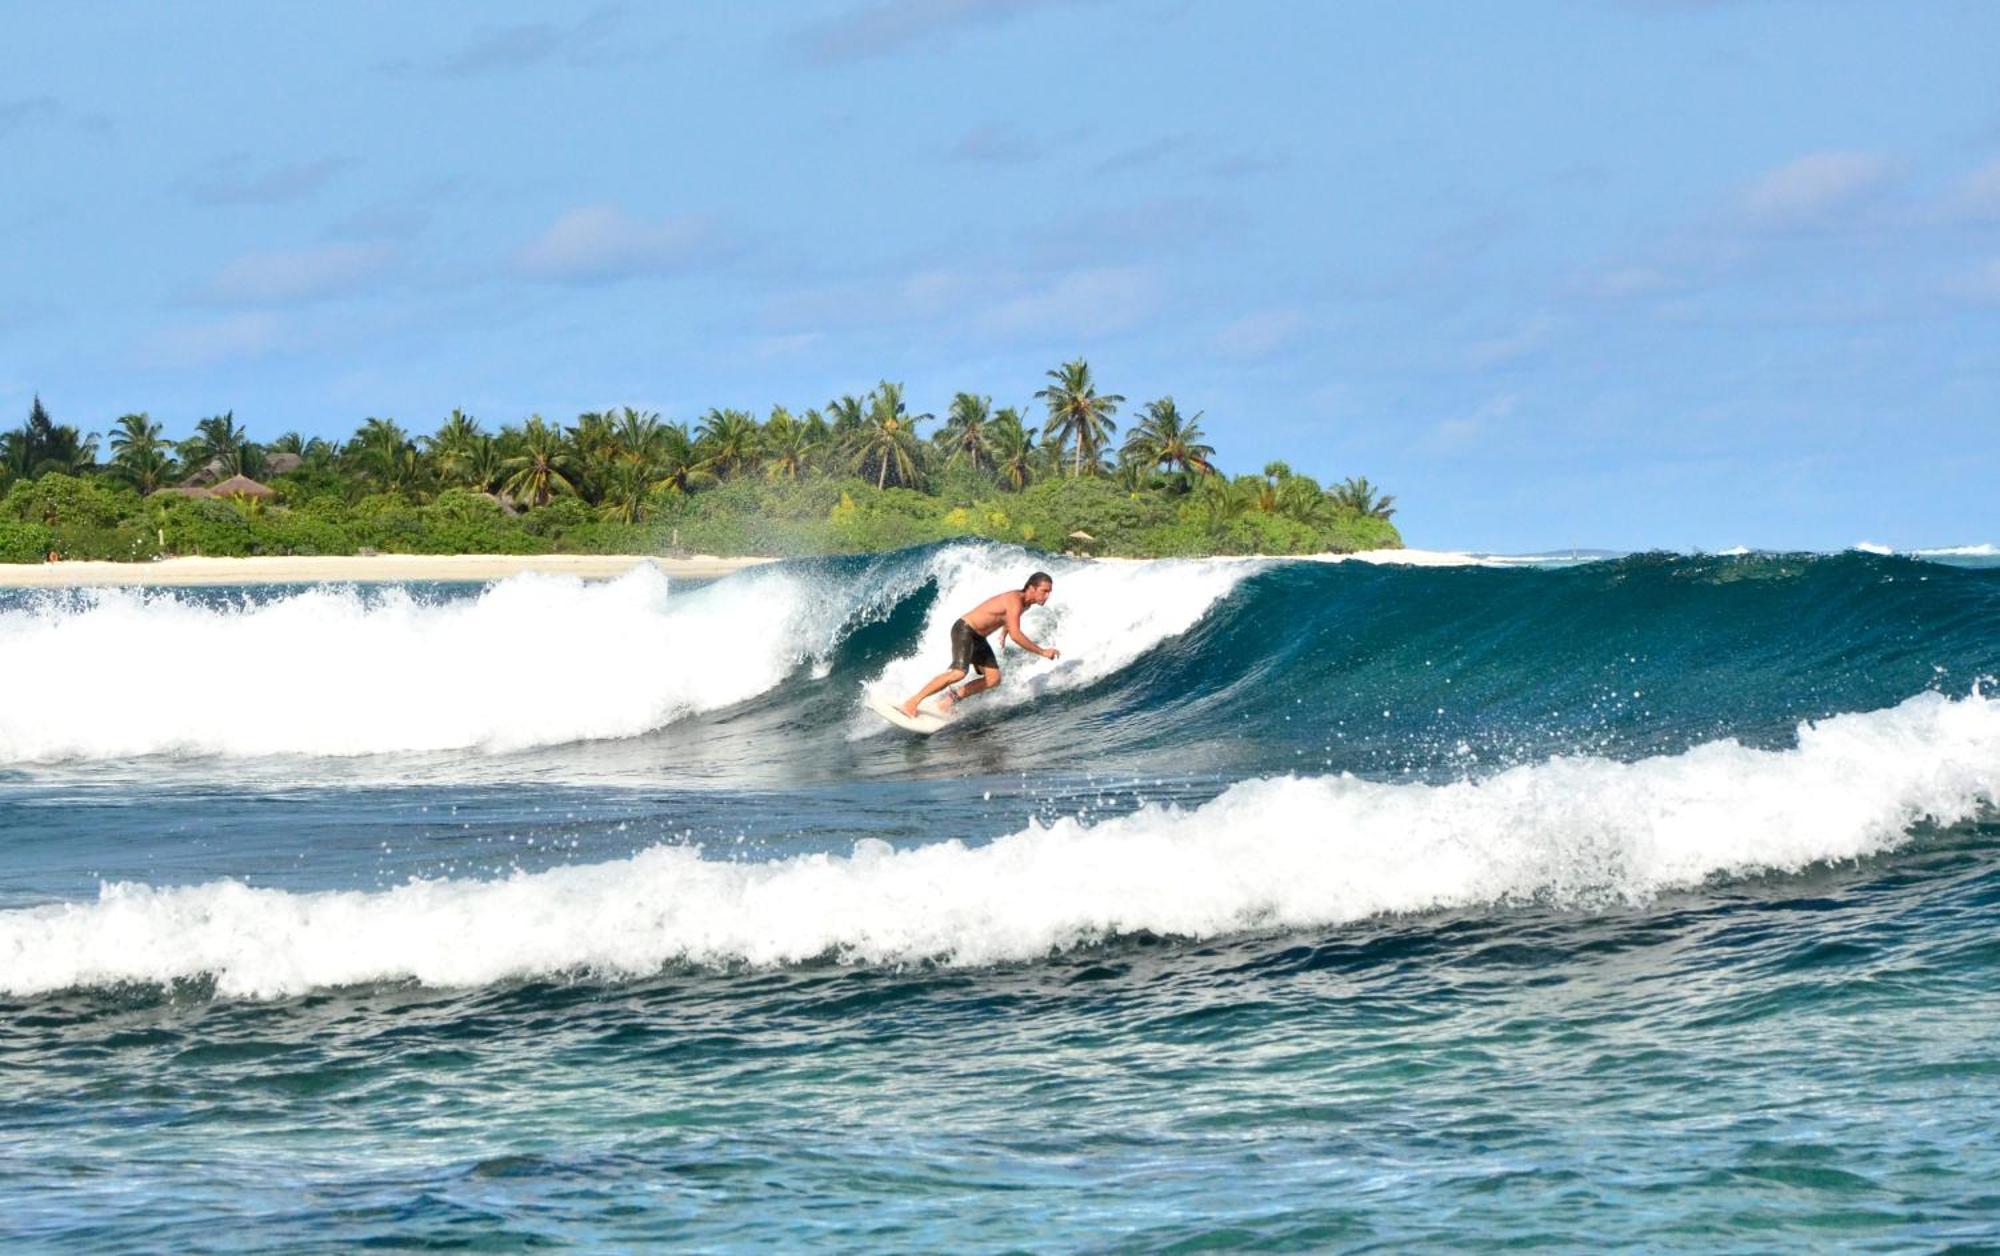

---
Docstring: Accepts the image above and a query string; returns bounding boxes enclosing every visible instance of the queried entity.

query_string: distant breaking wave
[0,546,1257,763]
[2,691,1993,997]
[1,543,1998,769]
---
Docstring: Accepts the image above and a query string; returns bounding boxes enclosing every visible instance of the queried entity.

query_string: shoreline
[0,546,1491,589]
[0,553,778,588]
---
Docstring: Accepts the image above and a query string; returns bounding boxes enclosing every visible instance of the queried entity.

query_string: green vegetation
[0,362,1400,563]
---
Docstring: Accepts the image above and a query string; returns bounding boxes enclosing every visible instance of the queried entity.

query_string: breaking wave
[4,691,1993,998]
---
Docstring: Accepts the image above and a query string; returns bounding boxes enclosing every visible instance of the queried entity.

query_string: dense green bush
[154,497,260,557]
[2,474,138,530]
[0,466,1401,564]
[0,518,55,562]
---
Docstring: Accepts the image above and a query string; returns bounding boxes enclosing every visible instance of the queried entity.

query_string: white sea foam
[4,691,1993,998]
[0,545,1259,763]
[861,547,1257,722]
[0,565,851,762]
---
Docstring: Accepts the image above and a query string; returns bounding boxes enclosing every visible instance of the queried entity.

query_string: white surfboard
[866,693,957,735]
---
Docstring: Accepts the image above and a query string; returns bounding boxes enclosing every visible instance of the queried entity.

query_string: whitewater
[4,542,1998,1249]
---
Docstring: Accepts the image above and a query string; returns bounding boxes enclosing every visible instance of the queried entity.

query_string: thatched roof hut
[262,451,303,476]
[151,484,212,499]
[210,474,276,499]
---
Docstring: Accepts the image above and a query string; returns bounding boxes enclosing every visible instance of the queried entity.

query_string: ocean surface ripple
[1,543,1996,1249]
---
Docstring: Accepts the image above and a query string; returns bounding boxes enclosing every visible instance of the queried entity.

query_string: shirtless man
[898,572,1059,718]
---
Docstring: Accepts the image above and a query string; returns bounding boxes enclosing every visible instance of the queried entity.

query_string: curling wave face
[3,544,1995,777]
[0,545,1259,764]
[4,691,1994,997]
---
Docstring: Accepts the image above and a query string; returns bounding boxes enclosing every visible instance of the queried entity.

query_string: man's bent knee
[981,667,1001,685]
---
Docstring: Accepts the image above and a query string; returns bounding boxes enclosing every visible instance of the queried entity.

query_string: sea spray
[5,691,1992,998]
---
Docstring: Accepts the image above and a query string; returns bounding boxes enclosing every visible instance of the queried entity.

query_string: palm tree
[178,411,254,479]
[938,392,997,474]
[1190,473,1251,524]
[1330,476,1397,519]
[848,382,926,490]
[499,416,577,506]
[108,413,175,494]
[1036,358,1123,478]
[696,408,763,479]
[348,417,419,493]
[423,409,486,487]
[648,422,713,496]
[988,410,1038,491]
[1121,397,1216,489]
[762,408,818,481]
[462,436,506,493]
[609,408,665,468]
[597,461,650,523]
[272,431,338,471]
[824,394,866,437]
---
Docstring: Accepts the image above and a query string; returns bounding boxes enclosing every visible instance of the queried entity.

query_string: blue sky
[3,0,1995,551]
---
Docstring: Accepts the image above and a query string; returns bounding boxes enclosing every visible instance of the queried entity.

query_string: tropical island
[0,359,1400,566]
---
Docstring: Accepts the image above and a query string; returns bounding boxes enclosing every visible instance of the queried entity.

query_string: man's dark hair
[1024,571,1053,591]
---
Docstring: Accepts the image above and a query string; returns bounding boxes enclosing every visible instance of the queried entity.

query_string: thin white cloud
[979,266,1164,338]
[379,6,629,78]
[512,206,726,284]
[0,94,110,137]
[198,243,394,307]
[769,264,1163,342]
[1426,394,1518,456]
[134,313,286,369]
[784,0,1093,65]
[186,156,352,206]
[1589,265,1675,300]
[948,124,1044,165]
[0,96,62,135]
[1211,309,1304,361]
[1951,157,2000,221]
[1742,151,1897,228]
[1464,315,1555,369]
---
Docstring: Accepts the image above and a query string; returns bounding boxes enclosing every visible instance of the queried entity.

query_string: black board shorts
[949,619,999,672]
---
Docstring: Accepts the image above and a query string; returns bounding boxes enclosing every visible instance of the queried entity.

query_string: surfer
[898,572,1060,718]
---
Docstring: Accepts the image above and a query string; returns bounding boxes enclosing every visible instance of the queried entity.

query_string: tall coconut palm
[597,461,651,523]
[348,417,419,493]
[564,410,622,503]
[423,409,486,487]
[1121,397,1216,489]
[499,416,577,507]
[1329,476,1396,519]
[696,408,763,479]
[648,422,713,496]
[609,408,664,468]
[273,431,338,470]
[1035,358,1123,478]
[988,410,1038,491]
[1191,473,1251,524]
[762,408,818,481]
[462,435,506,494]
[848,382,925,490]
[178,411,254,479]
[824,394,866,437]
[938,392,997,474]
[108,413,175,494]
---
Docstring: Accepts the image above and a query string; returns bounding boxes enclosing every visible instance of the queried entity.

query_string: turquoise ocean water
[2,543,1997,1249]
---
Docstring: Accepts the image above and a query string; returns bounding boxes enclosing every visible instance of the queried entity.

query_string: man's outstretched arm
[1004,606,1058,659]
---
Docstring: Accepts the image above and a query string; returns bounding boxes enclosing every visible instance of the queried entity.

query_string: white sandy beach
[0,546,1498,589]
[0,553,777,588]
